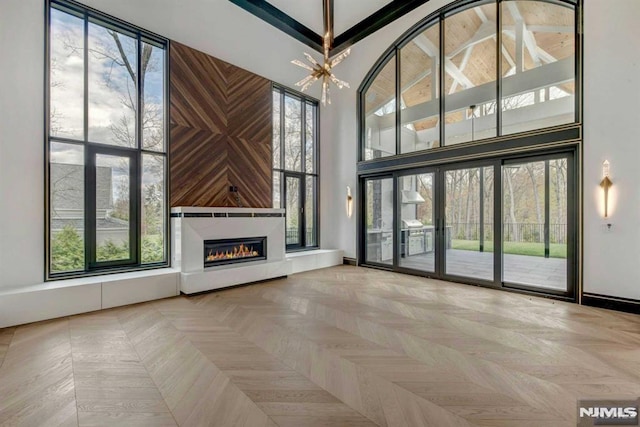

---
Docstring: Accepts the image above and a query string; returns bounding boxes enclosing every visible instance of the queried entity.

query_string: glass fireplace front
[203,237,267,268]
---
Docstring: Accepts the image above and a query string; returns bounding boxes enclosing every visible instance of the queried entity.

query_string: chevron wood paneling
[170,125,228,207]
[228,136,272,208]
[2,266,640,425]
[170,42,228,135]
[227,66,273,143]
[169,41,272,208]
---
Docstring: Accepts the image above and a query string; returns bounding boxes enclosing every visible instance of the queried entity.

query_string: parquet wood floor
[1,265,639,426]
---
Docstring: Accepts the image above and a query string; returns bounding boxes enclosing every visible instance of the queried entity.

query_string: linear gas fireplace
[204,237,267,268]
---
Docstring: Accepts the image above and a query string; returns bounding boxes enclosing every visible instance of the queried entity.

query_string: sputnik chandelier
[291,0,350,105]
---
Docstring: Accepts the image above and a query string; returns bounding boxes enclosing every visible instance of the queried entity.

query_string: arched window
[360,0,577,161]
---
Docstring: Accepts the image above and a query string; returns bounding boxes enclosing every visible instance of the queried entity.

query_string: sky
[50,7,165,166]
[49,8,165,198]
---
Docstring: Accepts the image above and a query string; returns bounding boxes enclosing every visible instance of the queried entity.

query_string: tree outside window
[48,0,167,277]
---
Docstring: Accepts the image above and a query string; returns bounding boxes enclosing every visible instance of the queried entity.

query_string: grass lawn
[452,239,567,259]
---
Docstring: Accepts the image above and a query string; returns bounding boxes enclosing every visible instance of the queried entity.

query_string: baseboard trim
[582,293,640,315]
[343,257,356,266]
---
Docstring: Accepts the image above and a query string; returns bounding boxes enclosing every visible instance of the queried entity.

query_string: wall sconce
[346,186,353,218]
[600,160,613,218]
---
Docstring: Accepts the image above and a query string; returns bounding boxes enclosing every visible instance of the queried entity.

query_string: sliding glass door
[360,151,575,298]
[364,176,394,266]
[398,172,435,273]
[502,155,572,294]
[444,164,495,283]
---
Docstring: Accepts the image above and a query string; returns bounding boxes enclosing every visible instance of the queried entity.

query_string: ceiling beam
[228,0,324,53]
[332,0,433,56]
[506,2,541,66]
[228,0,435,57]
[448,21,495,58]
[414,95,574,142]
[368,68,434,114]
[413,34,475,90]
[504,25,574,34]
[501,44,516,70]
[474,6,488,23]
[502,30,558,65]
[450,45,474,94]
[373,56,574,128]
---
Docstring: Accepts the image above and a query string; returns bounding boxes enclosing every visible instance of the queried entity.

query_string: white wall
[582,0,640,300]
[0,0,45,289]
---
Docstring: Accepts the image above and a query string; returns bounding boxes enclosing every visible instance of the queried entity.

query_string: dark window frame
[45,0,170,280]
[272,84,320,251]
[355,0,582,302]
[358,0,581,163]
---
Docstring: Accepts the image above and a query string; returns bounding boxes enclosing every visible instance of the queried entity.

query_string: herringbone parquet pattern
[1,266,640,426]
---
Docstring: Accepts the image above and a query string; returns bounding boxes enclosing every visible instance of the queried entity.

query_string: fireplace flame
[206,244,259,262]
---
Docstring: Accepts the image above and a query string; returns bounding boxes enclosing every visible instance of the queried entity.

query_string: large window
[272,86,319,250]
[361,0,578,160]
[47,0,168,278]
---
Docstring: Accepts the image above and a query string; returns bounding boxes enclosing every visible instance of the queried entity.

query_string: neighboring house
[50,163,129,245]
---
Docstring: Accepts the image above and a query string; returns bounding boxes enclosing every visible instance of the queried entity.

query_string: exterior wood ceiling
[365,1,576,132]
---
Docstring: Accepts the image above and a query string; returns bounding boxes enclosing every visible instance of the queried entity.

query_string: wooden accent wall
[169,41,272,208]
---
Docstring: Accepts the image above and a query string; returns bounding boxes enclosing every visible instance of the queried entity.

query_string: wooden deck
[0,265,638,426]
[399,249,567,291]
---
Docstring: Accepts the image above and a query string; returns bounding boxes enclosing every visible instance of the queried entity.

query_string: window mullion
[280,90,285,211]
[135,34,143,264]
[300,100,306,247]
[497,0,503,136]
[137,35,142,149]
[83,11,89,143]
[301,101,306,174]
[83,11,91,269]
[280,89,285,171]
[86,147,96,268]
[439,15,445,148]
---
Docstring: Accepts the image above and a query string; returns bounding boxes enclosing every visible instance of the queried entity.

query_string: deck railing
[447,222,567,244]
[286,229,315,245]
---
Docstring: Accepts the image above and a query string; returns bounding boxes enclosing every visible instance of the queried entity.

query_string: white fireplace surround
[172,207,290,294]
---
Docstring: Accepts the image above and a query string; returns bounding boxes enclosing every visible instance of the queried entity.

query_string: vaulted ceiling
[228,0,432,55]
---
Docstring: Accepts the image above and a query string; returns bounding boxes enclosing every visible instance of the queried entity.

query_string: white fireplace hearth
[171,207,290,294]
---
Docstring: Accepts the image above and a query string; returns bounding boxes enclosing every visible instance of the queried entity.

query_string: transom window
[272,86,319,250]
[361,0,577,161]
[47,0,168,278]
